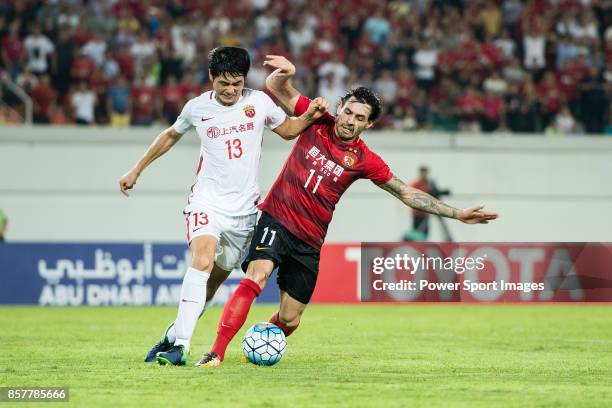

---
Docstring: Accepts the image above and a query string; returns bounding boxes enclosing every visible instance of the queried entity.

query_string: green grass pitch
[1,305,611,407]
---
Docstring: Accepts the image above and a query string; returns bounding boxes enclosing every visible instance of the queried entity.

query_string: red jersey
[131,86,155,118]
[260,96,393,249]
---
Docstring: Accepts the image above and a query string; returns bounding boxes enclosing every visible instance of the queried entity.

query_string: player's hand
[119,169,139,197]
[306,97,329,121]
[457,204,498,224]
[263,55,296,78]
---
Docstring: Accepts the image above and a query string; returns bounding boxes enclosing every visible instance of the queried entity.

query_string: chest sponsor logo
[206,122,254,138]
[305,146,345,182]
[243,104,256,118]
[207,127,221,138]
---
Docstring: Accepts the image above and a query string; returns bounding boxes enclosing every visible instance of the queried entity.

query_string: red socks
[211,279,261,360]
[269,311,299,337]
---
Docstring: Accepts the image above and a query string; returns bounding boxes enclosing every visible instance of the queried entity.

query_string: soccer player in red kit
[196,56,498,367]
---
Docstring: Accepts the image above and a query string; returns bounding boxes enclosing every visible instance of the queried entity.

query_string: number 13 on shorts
[192,212,209,226]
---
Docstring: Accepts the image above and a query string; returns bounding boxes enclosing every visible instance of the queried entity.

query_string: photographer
[406,166,451,240]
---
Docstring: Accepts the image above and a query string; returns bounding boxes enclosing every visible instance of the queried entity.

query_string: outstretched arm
[119,127,184,197]
[272,97,329,140]
[379,175,498,224]
[264,55,301,113]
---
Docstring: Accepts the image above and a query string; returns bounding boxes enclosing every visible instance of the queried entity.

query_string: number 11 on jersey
[304,169,322,194]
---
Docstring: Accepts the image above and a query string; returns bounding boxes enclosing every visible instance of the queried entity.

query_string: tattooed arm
[379,175,498,224]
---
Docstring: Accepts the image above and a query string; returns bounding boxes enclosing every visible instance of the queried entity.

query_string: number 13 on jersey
[225,138,243,159]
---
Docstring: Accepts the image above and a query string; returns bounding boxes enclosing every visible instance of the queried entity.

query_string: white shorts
[183,204,257,271]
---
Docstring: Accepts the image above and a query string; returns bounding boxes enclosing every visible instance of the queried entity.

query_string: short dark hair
[339,87,383,122]
[208,47,250,79]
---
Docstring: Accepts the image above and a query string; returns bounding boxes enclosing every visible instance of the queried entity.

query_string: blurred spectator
[317,72,345,110]
[392,105,417,131]
[52,28,75,96]
[2,21,24,80]
[102,49,120,80]
[24,24,55,75]
[523,25,546,71]
[131,77,156,126]
[317,54,349,90]
[569,11,598,42]
[205,7,232,38]
[180,72,202,101]
[484,71,508,95]
[481,89,504,132]
[480,1,502,38]
[108,75,132,127]
[31,75,57,124]
[502,0,523,33]
[50,104,68,125]
[82,31,108,67]
[457,87,484,132]
[547,105,582,135]
[413,89,432,129]
[339,14,361,50]
[556,35,578,69]
[71,81,96,125]
[16,67,39,93]
[580,66,608,134]
[160,75,183,124]
[174,31,196,69]
[494,29,516,60]
[247,54,268,90]
[536,72,564,128]
[373,70,397,105]
[255,8,280,41]
[503,56,527,84]
[71,50,95,82]
[288,19,314,56]
[131,30,157,74]
[90,67,110,124]
[413,40,438,90]
[363,9,390,45]
[57,3,80,29]
[506,89,541,133]
[430,77,460,131]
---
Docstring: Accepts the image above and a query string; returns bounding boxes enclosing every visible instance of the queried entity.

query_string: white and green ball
[242,322,287,366]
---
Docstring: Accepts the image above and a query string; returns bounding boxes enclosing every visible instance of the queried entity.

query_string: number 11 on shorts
[261,227,276,246]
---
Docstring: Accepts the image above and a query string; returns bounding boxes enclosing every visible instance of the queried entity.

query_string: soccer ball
[242,322,286,366]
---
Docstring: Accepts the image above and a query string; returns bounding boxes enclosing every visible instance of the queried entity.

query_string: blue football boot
[144,323,174,362]
[156,345,187,366]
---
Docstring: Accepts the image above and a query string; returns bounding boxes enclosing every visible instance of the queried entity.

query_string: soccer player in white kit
[119,47,329,366]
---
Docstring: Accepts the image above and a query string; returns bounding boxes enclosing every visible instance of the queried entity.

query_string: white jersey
[173,88,286,216]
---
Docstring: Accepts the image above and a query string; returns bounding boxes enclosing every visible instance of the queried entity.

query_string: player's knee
[191,255,213,272]
[245,264,270,289]
[245,271,268,288]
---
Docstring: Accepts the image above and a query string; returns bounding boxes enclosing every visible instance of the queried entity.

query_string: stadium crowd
[0,0,611,134]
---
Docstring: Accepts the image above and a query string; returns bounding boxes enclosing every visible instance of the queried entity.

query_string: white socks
[173,267,210,352]
[164,303,209,344]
